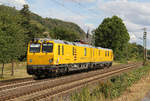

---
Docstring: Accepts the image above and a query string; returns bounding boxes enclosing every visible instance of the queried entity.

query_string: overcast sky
[1,0,150,48]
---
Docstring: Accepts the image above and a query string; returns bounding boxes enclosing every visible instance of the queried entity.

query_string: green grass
[71,87,105,101]
[0,62,31,81]
[71,63,150,101]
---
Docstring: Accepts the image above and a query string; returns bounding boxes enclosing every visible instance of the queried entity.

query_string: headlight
[49,58,53,63]
[29,59,32,63]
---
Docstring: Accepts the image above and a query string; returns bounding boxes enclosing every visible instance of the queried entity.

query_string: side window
[108,51,109,56]
[58,45,60,55]
[62,45,64,55]
[99,50,100,56]
[93,49,94,56]
[72,47,74,55]
[105,51,107,56]
[84,48,87,56]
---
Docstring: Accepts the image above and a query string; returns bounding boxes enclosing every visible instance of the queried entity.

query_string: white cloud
[124,20,143,32]
[129,31,150,49]
[0,0,26,8]
[15,0,26,5]
[130,33,137,42]
[28,0,92,32]
[84,23,95,32]
[98,0,150,27]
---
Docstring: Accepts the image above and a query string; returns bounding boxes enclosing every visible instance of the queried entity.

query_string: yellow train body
[27,38,113,77]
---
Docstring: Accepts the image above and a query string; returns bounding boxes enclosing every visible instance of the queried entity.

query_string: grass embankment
[0,62,31,81]
[71,63,150,101]
[112,61,122,66]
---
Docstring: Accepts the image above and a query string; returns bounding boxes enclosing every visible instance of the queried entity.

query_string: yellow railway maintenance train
[27,38,113,78]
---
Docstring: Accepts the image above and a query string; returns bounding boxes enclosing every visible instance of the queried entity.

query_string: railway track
[0,63,132,91]
[0,62,142,101]
[0,77,32,86]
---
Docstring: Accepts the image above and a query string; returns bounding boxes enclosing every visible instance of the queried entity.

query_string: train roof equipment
[32,38,112,51]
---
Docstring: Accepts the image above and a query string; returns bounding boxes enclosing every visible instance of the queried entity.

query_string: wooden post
[1,63,4,78]
[11,61,14,76]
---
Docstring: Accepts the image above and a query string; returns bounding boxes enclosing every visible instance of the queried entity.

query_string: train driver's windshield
[42,43,53,53]
[30,43,41,53]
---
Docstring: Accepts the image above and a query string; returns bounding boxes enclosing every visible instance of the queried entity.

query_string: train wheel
[50,72,57,77]
[106,63,111,68]
[64,67,69,74]
[33,74,45,79]
[44,74,49,78]
[109,63,112,67]
[33,75,40,80]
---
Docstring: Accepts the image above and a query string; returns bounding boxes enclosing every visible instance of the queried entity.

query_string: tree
[20,5,32,41]
[20,5,45,41]
[94,16,130,60]
[0,21,11,78]
[51,27,80,41]
[20,4,30,21]
[6,24,26,76]
[0,31,9,78]
[0,9,26,76]
[127,43,143,60]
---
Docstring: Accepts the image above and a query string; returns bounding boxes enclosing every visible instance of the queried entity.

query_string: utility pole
[143,28,147,65]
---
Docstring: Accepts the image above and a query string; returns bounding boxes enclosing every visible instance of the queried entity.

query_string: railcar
[27,38,113,78]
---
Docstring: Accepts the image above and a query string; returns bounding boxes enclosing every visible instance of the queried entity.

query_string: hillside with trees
[0,5,85,40]
[30,13,85,40]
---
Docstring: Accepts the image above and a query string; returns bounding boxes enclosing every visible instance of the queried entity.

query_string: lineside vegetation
[71,63,150,101]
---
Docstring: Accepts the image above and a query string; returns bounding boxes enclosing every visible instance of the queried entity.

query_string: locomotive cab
[27,39,54,75]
